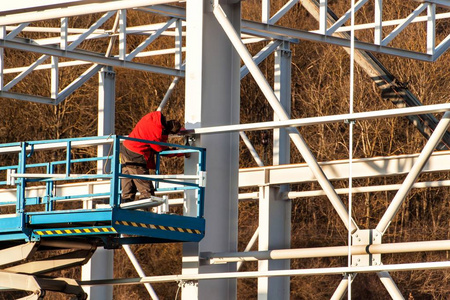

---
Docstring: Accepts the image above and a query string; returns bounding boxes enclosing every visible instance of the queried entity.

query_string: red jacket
[123,111,169,169]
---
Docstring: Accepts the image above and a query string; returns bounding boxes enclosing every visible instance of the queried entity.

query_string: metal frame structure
[0,0,449,299]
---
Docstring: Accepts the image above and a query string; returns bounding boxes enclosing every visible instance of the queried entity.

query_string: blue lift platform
[0,135,206,299]
[0,135,206,247]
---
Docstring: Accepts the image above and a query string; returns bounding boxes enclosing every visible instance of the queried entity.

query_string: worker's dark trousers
[120,145,155,202]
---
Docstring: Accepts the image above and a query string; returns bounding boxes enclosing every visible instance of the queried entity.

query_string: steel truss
[0,0,450,299]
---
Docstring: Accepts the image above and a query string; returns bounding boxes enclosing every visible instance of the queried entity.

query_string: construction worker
[120,111,182,202]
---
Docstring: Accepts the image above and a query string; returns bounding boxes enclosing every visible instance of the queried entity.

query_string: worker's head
[166,120,181,134]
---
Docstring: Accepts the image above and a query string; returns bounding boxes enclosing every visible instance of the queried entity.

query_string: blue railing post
[66,141,71,177]
[17,142,27,229]
[198,148,206,218]
[110,135,121,207]
[45,162,55,211]
[155,153,161,190]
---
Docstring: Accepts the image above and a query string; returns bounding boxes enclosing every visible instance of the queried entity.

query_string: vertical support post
[273,41,291,167]
[427,3,436,55]
[81,249,114,300]
[262,0,270,23]
[50,18,67,99]
[175,19,183,69]
[319,0,328,35]
[374,0,382,45]
[45,163,55,212]
[119,9,127,60]
[110,136,121,207]
[81,66,115,300]
[65,141,71,177]
[157,18,183,112]
[17,143,27,215]
[258,185,290,299]
[61,18,68,50]
[258,41,291,300]
[0,26,5,90]
[97,66,116,174]
[51,18,66,100]
[16,143,27,233]
[183,0,240,299]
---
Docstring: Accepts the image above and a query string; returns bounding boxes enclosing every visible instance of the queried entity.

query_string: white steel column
[97,66,116,174]
[158,18,183,111]
[81,66,115,300]
[258,185,290,299]
[183,0,240,299]
[273,41,291,168]
[258,41,291,300]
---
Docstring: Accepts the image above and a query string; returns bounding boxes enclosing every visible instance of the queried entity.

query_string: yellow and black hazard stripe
[115,220,202,235]
[34,227,116,236]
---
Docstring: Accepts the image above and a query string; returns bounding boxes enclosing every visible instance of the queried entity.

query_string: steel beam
[239,132,264,167]
[381,3,427,46]
[240,40,282,80]
[427,3,436,55]
[285,179,450,198]
[417,0,450,9]
[3,11,116,93]
[239,150,450,187]
[0,0,180,26]
[0,39,184,77]
[123,244,159,299]
[376,111,450,234]
[128,19,177,61]
[257,40,291,299]
[326,0,369,35]
[56,64,103,104]
[184,103,450,134]
[237,227,259,271]
[374,0,382,45]
[0,26,4,89]
[330,275,349,300]
[0,91,55,104]
[5,249,95,275]
[241,20,434,61]
[378,272,404,300]
[205,239,450,262]
[258,186,290,299]
[183,1,240,299]
[329,12,450,33]
[269,0,300,25]
[213,3,358,233]
[81,66,115,300]
[79,261,450,285]
[0,242,37,267]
